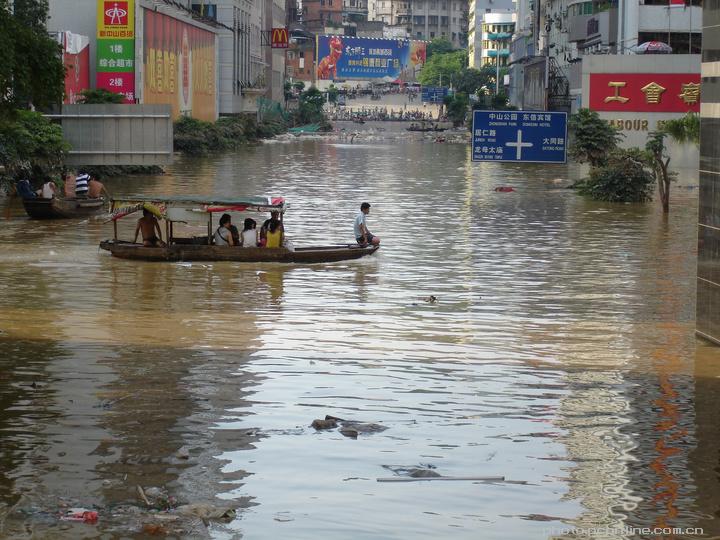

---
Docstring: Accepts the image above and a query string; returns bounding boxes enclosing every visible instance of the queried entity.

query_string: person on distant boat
[240,218,258,247]
[354,202,380,246]
[38,180,57,199]
[87,173,109,199]
[134,208,166,247]
[15,177,36,199]
[260,211,283,246]
[75,172,90,198]
[63,173,76,198]
[214,213,235,246]
[264,219,283,248]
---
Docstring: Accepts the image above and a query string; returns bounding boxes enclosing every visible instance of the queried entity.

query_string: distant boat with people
[99,196,380,263]
[22,197,106,219]
[407,122,447,132]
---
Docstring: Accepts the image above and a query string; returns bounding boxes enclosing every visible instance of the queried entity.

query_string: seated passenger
[38,180,57,199]
[214,213,235,246]
[87,173,109,199]
[64,173,76,198]
[264,218,283,248]
[134,208,166,247]
[75,173,90,198]
[15,178,36,199]
[240,218,258,247]
[260,211,283,246]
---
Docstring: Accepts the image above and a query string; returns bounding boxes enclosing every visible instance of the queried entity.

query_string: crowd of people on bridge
[330,107,440,122]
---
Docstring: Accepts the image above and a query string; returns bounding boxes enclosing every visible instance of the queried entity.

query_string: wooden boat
[100,195,380,264]
[100,240,379,263]
[22,197,106,219]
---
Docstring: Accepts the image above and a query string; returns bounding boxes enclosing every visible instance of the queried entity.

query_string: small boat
[100,195,380,264]
[22,197,106,219]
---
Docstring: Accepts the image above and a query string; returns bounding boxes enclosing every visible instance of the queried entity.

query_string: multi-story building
[343,0,370,26]
[303,0,344,31]
[468,0,515,68]
[469,10,515,69]
[368,0,469,46]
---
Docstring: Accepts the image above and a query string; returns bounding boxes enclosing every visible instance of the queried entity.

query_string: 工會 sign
[589,73,700,113]
[471,110,567,163]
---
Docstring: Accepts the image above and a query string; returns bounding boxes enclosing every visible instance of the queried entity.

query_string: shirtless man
[87,173,109,199]
[133,208,165,247]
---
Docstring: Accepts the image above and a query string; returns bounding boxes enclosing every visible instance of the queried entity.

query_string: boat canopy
[110,195,286,222]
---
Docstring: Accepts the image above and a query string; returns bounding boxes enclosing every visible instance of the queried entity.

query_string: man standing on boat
[354,202,380,246]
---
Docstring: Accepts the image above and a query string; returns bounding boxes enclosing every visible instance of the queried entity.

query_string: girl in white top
[214,213,234,246]
[240,217,258,247]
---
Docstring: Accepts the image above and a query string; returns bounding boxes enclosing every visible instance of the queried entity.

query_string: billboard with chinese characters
[96,0,136,102]
[316,36,426,81]
[589,73,701,113]
[471,110,567,163]
[143,9,217,121]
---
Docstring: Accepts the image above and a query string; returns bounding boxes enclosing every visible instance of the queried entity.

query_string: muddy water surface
[1,137,719,539]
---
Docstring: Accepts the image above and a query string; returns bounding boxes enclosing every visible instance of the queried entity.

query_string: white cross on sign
[505,130,534,160]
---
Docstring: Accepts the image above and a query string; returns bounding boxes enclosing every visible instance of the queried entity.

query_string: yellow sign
[97,0,135,39]
[641,82,666,104]
[604,81,630,104]
[678,83,700,105]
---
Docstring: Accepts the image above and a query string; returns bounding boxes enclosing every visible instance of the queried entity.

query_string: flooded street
[1,133,719,539]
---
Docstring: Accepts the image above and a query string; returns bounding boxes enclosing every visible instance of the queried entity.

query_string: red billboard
[589,73,700,113]
[59,32,90,104]
[143,9,217,121]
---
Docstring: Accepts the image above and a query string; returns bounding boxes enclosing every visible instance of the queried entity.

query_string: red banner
[589,73,700,113]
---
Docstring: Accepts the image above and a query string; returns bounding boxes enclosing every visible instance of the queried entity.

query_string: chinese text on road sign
[471,110,567,163]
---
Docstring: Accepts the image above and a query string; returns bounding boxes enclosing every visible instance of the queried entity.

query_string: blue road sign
[421,86,449,103]
[471,110,567,163]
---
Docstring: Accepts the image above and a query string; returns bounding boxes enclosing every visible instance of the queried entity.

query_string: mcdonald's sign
[271,27,289,48]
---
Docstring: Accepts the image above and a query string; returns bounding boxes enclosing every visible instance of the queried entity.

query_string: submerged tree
[568,108,623,168]
[646,113,700,214]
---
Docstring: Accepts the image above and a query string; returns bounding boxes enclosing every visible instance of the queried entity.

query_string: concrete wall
[697,0,720,344]
[56,104,173,166]
[579,54,700,168]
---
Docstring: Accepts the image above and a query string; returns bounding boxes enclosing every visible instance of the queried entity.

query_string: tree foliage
[659,112,700,146]
[418,50,467,87]
[576,148,655,203]
[0,0,65,117]
[568,108,624,167]
[77,89,125,104]
[426,37,454,59]
[443,92,469,126]
[0,110,69,187]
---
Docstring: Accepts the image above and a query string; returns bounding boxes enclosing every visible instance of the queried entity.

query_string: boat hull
[99,240,380,263]
[22,198,106,219]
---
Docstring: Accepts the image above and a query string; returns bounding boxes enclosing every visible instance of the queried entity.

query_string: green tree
[576,148,655,203]
[426,37,454,58]
[296,86,327,125]
[0,110,69,184]
[568,108,623,167]
[0,0,65,117]
[645,113,699,213]
[455,67,494,95]
[77,89,125,104]
[327,84,339,104]
[418,50,467,87]
[444,92,469,126]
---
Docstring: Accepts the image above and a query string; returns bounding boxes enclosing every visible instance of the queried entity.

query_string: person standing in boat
[75,172,90,198]
[214,213,235,246]
[134,208,166,247]
[63,173,76,198]
[354,202,380,246]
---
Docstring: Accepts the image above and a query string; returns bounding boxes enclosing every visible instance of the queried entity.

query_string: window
[440,15,448,25]
[429,15,438,24]
[430,31,435,37]
[417,31,423,38]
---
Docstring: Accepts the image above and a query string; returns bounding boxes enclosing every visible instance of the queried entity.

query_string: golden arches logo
[271,28,288,48]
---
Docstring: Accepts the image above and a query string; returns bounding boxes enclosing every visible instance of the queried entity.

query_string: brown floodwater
[1,133,719,539]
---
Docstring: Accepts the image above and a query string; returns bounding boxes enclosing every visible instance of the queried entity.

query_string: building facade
[468,0,515,69]
[469,10,515,69]
[698,0,720,344]
[368,0,469,46]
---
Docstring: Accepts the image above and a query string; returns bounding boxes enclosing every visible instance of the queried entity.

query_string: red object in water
[61,510,99,523]
[494,186,515,192]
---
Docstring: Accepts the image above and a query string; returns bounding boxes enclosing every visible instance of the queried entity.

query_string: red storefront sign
[104,1,129,26]
[96,71,135,102]
[589,73,700,113]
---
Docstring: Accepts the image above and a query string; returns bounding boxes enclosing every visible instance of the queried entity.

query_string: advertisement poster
[96,0,135,103]
[143,9,217,121]
[316,36,426,81]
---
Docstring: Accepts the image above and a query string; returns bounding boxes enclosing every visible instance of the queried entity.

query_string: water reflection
[0,137,719,539]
